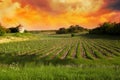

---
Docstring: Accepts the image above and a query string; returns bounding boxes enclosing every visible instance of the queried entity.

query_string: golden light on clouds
[0,0,120,30]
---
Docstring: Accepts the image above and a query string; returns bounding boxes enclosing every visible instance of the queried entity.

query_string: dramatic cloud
[105,0,120,11]
[0,0,119,30]
[13,0,103,14]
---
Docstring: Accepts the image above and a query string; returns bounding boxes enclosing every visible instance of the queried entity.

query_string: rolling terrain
[0,33,120,80]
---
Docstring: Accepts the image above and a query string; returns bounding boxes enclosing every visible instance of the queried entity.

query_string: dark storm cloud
[107,0,120,11]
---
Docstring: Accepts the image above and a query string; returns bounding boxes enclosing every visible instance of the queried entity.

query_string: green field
[0,33,120,80]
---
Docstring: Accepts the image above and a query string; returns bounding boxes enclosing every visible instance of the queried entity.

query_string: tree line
[89,22,120,35]
[0,24,25,36]
[1,22,120,36]
[56,25,87,34]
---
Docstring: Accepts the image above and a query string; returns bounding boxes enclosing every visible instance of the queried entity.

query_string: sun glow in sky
[0,0,120,30]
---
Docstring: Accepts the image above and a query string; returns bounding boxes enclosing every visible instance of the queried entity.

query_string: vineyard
[0,34,120,65]
[0,33,120,80]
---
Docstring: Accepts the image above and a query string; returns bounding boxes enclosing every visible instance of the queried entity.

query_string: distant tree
[89,22,120,35]
[7,24,25,33]
[24,30,28,33]
[56,25,87,34]
[8,27,18,33]
[0,25,6,36]
[6,28,11,33]
[56,28,67,34]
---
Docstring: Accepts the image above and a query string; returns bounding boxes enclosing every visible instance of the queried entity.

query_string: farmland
[0,32,120,80]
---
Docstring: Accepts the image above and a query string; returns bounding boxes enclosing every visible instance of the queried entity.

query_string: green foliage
[0,65,120,80]
[8,24,25,33]
[89,22,120,35]
[56,28,67,34]
[0,33,120,65]
[71,33,75,37]
[0,33,120,79]
[0,26,6,36]
[8,27,19,33]
[56,25,87,34]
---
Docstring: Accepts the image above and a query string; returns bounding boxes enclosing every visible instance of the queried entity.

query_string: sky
[0,0,120,30]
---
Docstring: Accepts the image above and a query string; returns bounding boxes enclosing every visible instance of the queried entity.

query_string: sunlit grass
[0,32,120,80]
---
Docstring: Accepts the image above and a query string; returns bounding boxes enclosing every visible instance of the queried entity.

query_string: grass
[0,32,120,80]
[0,64,119,80]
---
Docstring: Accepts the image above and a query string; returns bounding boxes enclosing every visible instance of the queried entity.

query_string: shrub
[0,26,6,36]
[71,33,75,37]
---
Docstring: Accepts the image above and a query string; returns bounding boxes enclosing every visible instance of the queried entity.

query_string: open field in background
[0,33,36,44]
[0,32,120,80]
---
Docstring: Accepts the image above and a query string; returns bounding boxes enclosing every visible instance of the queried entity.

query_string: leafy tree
[89,22,120,35]
[8,27,18,33]
[56,28,67,34]
[56,25,87,34]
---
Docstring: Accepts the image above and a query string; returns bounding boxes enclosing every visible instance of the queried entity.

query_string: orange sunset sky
[0,0,120,30]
